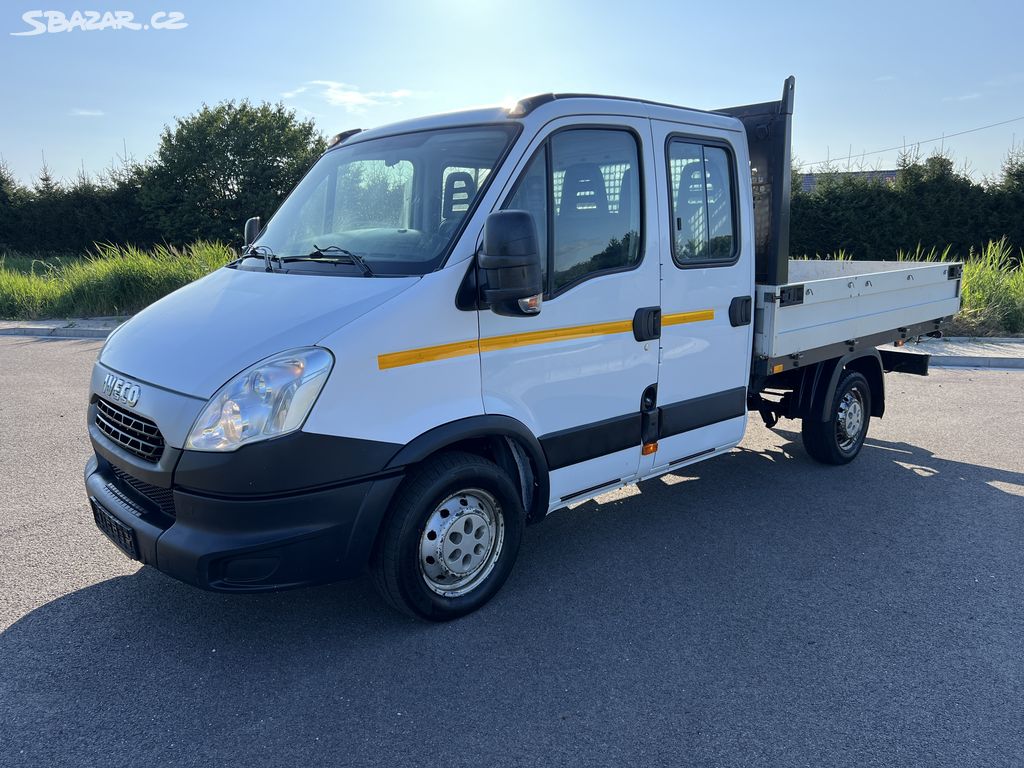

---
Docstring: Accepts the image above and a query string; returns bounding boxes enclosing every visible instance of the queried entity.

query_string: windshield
[249,124,517,276]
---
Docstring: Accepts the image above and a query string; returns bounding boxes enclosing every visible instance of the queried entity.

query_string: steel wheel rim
[835,387,865,452]
[419,488,504,597]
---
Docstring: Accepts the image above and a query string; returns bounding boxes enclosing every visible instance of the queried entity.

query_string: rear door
[479,117,660,506]
[648,119,754,468]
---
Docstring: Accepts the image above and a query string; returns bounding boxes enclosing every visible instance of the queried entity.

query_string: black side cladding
[540,414,642,471]
[538,387,747,471]
[717,76,795,286]
[659,388,748,438]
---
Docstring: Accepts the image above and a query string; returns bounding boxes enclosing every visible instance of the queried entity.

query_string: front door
[649,119,754,469]
[479,118,660,507]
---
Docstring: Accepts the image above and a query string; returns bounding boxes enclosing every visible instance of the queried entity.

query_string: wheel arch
[843,353,885,418]
[386,415,550,524]
[800,349,885,422]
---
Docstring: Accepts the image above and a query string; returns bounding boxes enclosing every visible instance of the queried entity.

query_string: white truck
[84,77,962,620]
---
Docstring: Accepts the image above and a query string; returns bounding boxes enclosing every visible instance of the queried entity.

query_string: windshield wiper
[233,244,281,272]
[279,244,373,276]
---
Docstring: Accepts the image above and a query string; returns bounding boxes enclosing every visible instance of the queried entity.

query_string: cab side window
[668,140,737,265]
[551,130,641,292]
[504,129,642,296]
[504,147,549,283]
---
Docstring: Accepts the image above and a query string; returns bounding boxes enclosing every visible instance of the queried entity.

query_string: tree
[140,101,326,244]
[998,145,1024,193]
[992,145,1024,254]
[21,161,70,251]
[97,158,159,246]
[33,161,61,197]
[0,160,24,249]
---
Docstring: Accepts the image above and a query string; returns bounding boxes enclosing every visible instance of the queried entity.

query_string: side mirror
[478,210,543,317]
[243,216,262,247]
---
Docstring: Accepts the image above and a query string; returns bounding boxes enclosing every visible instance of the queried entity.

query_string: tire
[801,369,871,465]
[371,451,525,621]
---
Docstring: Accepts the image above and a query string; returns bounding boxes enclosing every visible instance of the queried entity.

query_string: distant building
[800,169,898,194]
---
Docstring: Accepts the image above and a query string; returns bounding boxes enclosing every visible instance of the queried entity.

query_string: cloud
[942,93,982,102]
[70,108,104,117]
[874,75,896,82]
[282,81,414,113]
[982,72,1024,89]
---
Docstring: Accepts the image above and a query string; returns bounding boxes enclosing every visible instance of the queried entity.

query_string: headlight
[186,347,334,452]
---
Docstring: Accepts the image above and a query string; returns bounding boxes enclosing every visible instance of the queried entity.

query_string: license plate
[90,497,139,560]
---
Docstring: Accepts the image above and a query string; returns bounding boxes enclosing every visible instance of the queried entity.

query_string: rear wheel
[801,369,871,465]
[371,451,525,621]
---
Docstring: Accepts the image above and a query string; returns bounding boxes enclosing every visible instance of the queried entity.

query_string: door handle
[728,296,752,327]
[633,306,661,341]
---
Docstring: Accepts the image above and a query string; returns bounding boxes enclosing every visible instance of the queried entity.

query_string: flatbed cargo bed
[752,260,963,376]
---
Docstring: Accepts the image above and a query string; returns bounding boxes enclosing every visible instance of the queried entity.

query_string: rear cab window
[667,139,738,267]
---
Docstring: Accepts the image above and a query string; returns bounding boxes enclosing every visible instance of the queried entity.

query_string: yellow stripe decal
[663,309,715,326]
[377,339,480,370]
[378,309,714,369]
[479,318,634,353]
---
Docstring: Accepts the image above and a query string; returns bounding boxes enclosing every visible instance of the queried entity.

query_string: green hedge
[792,153,1024,260]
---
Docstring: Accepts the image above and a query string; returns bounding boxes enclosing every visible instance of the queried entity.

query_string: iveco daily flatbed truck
[84,77,963,619]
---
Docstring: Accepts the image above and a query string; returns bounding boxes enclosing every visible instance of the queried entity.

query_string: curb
[914,337,1024,369]
[928,356,1024,370]
[942,337,1024,344]
[0,325,114,339]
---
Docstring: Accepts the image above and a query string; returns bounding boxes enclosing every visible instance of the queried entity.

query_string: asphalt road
[1,336,1022,768]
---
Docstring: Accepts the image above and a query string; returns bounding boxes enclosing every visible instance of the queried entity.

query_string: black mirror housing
[479,210,543,316]
[243,216,262,247]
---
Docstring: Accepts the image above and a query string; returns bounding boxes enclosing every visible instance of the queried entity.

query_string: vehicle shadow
[2,428,1022,766]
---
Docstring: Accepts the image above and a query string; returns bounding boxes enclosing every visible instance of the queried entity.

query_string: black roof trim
[326,128,363,150]
[508,92,722,118]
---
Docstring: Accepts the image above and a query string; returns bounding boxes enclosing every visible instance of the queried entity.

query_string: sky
[1,0,1022,185]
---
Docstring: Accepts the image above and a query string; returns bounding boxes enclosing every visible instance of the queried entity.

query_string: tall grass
[0,242,231,320]
[896,238,1024,336]
[0,251,79,275]
[795,248,853,261]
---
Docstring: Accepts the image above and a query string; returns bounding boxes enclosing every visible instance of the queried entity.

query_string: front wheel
[371,451,525,621]
[801,369,871,465]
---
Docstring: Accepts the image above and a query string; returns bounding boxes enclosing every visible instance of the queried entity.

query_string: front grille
[110,465,176,517]
[95,398,165,462]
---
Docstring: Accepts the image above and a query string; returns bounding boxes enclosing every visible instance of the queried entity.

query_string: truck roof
[344,93,743,146]
[337,77,796,287]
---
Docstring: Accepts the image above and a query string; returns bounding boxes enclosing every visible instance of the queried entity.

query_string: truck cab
[85,79,962,620]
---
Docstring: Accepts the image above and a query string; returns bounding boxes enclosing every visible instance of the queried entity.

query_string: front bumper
[84,362,405,592]
[84,444,404,593]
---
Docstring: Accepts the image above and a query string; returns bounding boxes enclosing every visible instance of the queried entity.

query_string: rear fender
[801,350,885,422]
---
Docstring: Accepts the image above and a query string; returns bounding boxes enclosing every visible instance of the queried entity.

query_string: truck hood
[100,267,418,398]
